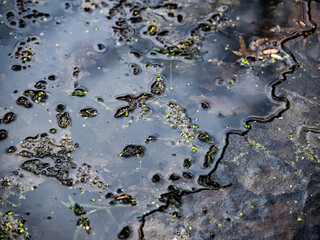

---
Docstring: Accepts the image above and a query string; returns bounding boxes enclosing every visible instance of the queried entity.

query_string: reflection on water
[0,0,315,239]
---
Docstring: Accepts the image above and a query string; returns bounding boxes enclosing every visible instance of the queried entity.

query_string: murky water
[0,0,316,239]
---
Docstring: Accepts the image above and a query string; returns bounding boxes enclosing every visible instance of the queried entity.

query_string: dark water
[0,0,316,239]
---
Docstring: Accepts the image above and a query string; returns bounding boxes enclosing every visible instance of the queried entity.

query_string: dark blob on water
[201,101,211,110]
[23,90,48,103]
[73,67,81,78]
[145,135,157,143]
[34,80,47,89]
[203,145,219,168]
[9,37,41,70]
[150,75,165,95]
[79,108,99,118]
[56,112,72,128]
[96,97,104,102]
[77,217,91,234]
[114,93,152,118]
[2,112,17,124]
[21,159,50,175]
[129,63,142,75]
[73,203,86,216]
[169,173,181,181]
[16,96,33,108]
[159,185,182,206]
[0,129,8,141]
[152,174,162,183]
[56,104,66,113]
[183,158,192,169]
[11,65,22,71]
[119,145,145,158]
[4,10,26,29]
[17,132,77,185]
[6,146,17,153]
[19,150,34,158]
[94,43,106,52]
[118,226,132,239]
[182,171,194,179]
[49,128,56,134]
[114,106,133,118]
[197,132,212,143]
[72,88,87,97]
[115,194,136,206]
[4,0,50,30]
[48,75,57,81]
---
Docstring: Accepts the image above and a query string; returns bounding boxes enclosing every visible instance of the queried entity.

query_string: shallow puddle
[0,0,317,239]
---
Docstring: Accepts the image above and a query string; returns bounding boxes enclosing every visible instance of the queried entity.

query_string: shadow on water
[0,0,317,239]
